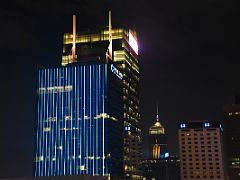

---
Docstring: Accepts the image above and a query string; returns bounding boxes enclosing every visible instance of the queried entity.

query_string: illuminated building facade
[34,63,123,179]
[148,106,167,159]
[224,100,240,180]
[178,121,225,180]
[61,23,141,178]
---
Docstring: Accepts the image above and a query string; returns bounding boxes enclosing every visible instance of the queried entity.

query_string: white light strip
[83,66,86,174]
[97,65,100,174]
[68,67,73,175]
[102,65,105,175]
[63,69,67,175]
[86,66,89,174]
[38,70,42,176]
[76,67,79,175]
[37,70,42,176]
[74,67,77,174]
[79,67,81,174]
[90,66,92,175]
[56,68,59,175]
[49,69,53,175]
[59,69,65,175]
[43,69,46,175]
[45,69,49,175]
[52,69,55,174]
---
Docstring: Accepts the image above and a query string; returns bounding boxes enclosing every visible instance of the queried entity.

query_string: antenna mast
[156,103,159,121]
[106,10,112,61]
[72,15,76,62]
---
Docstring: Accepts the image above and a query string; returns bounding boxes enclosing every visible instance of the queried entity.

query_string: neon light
[204,122,210,127]
[129,30,138,55]
[164,152,170,158]
[220,124,223,132]
[180,123,186,128]
[111,64,123,80]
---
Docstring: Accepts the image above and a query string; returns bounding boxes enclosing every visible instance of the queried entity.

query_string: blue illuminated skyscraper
[62,25,141,179]
[35,12,141,179]
[34,63,123,178]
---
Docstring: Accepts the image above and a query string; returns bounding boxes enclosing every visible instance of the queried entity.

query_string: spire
[149,102,165,134]
[156,103,159,122]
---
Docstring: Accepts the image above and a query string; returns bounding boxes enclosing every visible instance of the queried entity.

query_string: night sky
[0,0,239,178]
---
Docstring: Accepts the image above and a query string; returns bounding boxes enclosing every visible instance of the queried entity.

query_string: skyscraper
[224,98,240,180]
[178,121,225,180]
[34,63,124,179]
[61,13,141,179]
[148,105,167,159]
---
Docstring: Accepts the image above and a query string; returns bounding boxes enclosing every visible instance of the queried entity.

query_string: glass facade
[34,63,123,178]
[62,28,142,178]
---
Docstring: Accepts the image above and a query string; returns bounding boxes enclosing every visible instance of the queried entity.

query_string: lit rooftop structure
[149,104,165,135]
[149,119,165,135]
[148,104,167,160]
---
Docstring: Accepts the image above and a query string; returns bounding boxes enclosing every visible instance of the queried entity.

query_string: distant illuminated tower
[148,104,167,159]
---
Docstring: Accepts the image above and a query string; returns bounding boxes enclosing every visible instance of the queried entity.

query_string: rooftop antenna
[72,15,77,62]
[106,10,112,61]
[156,103,159,122]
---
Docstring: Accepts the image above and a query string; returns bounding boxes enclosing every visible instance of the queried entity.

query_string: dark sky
[0,0,239,178]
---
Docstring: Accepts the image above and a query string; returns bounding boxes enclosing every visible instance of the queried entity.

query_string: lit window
[80,165,85,170]
[39,156,44,161]
[43,127,51,132]
[65,116,72,121]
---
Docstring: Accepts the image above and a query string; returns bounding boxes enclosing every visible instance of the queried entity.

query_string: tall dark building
[34,63,124,179]
[224,97,240,180]
[148,105,167,159]
[61,13,141,179]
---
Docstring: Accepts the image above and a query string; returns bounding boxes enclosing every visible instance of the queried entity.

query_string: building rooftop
[178,121,222,129]
[149,104,165,134]
[149,120,165,135]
